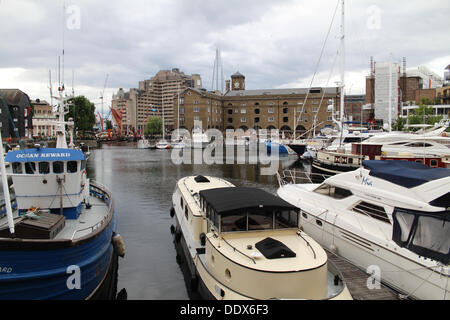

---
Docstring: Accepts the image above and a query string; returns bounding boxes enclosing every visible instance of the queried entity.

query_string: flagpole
[0,131,15,237]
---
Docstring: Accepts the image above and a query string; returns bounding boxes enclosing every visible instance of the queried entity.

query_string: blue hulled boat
[0,88,125,299]
[264,139,293,155]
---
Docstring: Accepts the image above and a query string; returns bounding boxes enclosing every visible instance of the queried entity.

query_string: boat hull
[265,142,290,155]
[287,144,307,156]
[312,160,358,175]
[0,187,118,300]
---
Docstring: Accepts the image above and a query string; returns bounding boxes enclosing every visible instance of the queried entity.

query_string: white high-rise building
[374,62,400,129]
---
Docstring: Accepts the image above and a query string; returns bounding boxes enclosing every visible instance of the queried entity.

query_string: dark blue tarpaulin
[362,160,450,188]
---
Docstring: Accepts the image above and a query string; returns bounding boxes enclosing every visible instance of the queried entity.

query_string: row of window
[225,116,332,123]
[12,160,85,175]
[313,183,391,223]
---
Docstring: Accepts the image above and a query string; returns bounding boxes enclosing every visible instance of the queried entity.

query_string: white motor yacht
[277,160,450,300]
[156,139,170,149]
[137,138,151,149]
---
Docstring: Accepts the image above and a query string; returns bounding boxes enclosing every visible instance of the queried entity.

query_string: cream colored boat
[170,175,352,300]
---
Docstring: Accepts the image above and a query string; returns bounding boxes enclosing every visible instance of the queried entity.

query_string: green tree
[392,117,406,131]
[144,116,163,136]
[65,96,96,132]
[407,100,443,131]
[105,120,113,130]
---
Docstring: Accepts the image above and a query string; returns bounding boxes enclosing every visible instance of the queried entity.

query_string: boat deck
[0,193,110,241]
[325,249,400,300]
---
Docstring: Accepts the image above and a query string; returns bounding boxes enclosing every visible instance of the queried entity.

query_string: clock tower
[231,71,245,91]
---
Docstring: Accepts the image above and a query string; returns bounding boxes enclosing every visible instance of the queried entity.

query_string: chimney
[225,80,231,92]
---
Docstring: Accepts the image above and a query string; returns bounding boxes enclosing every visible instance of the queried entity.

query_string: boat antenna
[48,69,54,107]
[0,129,15,238]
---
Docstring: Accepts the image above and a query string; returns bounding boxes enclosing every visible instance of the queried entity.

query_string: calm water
[87,142,309,300]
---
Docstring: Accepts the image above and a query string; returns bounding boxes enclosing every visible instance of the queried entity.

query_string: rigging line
[296,0,340,137]
[61,183,76,207]
[310,50,340,138]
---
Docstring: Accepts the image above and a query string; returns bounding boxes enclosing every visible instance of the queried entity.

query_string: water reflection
[87,142,308,299]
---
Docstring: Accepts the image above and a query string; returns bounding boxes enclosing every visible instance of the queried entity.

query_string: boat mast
[177,83,180,130]
[340,0,345,126]
[162,96,165,139]
[0,130,15,237]
[339,0,345,146]
[388,53,393,132]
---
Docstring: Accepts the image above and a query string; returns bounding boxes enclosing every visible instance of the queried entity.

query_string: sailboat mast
[339,0,345,125]
[177,83,180,130]
[162,97,165,138]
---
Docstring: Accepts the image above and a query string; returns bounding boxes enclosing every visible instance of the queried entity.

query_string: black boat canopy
[199,187,297,216]
[362,160,450,189]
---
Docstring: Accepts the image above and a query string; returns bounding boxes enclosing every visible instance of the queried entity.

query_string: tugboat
[170,175,352,300]
[0,86,125,299]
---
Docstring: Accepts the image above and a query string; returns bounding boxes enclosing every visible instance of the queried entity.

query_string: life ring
[442,132,447,137]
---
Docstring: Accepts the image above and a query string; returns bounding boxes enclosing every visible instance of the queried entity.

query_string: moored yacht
[277,160,450,300]
[137,138,151,149]
[156,139,171,149]
[170,175,352,300]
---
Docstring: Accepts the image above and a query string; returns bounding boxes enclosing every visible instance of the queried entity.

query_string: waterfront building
[176,71,340,137]
[30,99,58,138]
[111,68,202,135]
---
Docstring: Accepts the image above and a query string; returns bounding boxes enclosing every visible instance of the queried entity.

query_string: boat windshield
[219,209,298,233]
[393,208,450,264]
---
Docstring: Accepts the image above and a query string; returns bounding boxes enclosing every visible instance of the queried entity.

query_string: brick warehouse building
[176,71,340,137]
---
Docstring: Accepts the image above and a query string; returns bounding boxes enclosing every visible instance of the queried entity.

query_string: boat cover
[194,175,210,183]
[255,237,296,259]
[362,160,450,188]
[199,187,297,216]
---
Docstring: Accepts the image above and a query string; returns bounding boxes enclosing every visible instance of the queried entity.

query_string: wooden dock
[326,249,401,300]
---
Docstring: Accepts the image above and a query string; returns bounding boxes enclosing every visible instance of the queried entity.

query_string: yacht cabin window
[25,162,36,174]
[212,209,299,233]
[53,161,64,174]
[248,210,273,231]
[352,201,390,224]
[39,162,50,174]
[313,184,353,199]
[67,161,78,173]
[393,208,449,264]
[12,162,23,174]
[275,210,298,229]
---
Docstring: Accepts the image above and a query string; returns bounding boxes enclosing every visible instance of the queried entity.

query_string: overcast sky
[0,0,449,112]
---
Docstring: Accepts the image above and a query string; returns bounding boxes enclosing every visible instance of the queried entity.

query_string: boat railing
[277,169,332,187]
[70,181,113,241]
[221,237,256,264]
